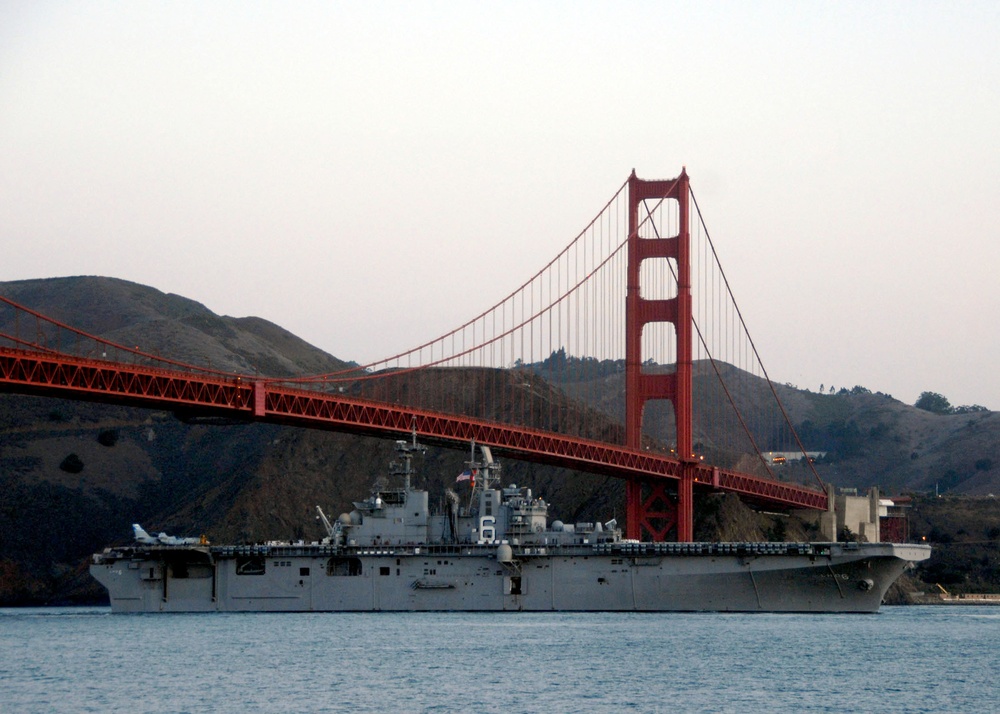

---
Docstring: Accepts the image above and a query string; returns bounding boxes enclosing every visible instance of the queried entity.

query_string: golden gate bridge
[0,169,830,541]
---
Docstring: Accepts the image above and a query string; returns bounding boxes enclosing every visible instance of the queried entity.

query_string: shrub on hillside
[59,454,84,474]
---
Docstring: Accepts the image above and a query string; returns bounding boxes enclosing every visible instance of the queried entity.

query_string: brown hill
[0,276,350,376]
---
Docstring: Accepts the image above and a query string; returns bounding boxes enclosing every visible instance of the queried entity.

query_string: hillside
[537,356,1000,496]
[1,276,998,604]
[0,277,350,376]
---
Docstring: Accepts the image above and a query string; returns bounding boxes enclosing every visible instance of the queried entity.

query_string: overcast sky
[2,2,998,409]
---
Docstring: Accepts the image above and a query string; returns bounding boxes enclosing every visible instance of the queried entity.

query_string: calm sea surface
[1,606,997,713]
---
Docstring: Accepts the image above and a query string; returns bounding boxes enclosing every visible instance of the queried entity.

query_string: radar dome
[496,543,514,563]
[552,520,564,532]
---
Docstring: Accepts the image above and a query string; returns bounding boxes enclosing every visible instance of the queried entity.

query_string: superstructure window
[326,557,362,576]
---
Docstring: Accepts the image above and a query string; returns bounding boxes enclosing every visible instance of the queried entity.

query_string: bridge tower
[625,169,695,542]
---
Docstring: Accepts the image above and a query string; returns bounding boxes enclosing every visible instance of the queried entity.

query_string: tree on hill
[913,391,989,415]
[915,391,952,414]
[953,404,989,414]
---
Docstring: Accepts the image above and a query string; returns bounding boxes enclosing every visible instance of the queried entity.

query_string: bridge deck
[0,347,828,511]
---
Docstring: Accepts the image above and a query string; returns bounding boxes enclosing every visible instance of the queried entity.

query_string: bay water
[1,606,997,713]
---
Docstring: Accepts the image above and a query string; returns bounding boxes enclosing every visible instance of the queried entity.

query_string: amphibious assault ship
[90,436,930,613]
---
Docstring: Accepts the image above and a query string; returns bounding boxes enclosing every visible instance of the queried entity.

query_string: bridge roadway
[0,347,828,511]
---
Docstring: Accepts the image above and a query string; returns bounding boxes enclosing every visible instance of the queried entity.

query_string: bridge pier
[678,468,694,541]
[625,468,694,542]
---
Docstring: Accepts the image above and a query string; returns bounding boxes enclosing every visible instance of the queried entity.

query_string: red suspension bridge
[0,169,829,541]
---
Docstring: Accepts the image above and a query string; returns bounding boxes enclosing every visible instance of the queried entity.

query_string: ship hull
[90,542,929,614]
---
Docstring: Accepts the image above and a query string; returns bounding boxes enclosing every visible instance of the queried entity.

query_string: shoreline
[905,593,1000,606]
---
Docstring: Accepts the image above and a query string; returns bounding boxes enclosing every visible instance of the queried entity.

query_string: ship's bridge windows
[379,491,406,506]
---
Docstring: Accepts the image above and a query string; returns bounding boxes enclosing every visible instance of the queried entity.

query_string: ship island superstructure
[91,436,930,613]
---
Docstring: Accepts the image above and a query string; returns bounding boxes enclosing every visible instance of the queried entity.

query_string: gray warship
[90,436,930,613]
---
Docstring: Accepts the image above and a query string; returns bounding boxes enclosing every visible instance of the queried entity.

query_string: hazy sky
[2,2,999,409]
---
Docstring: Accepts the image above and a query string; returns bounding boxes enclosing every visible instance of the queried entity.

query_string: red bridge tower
[625,169,695,542]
